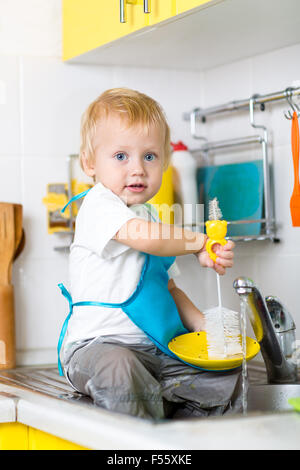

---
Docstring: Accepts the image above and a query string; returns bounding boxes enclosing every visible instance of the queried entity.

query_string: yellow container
[147,166,174,223]
[42,180,93,234]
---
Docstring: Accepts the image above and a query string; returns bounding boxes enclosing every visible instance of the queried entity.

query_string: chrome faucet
[233,277,298,384]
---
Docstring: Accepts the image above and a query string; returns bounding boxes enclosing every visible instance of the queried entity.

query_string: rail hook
[284,87,300,120]
[190,108,208,141]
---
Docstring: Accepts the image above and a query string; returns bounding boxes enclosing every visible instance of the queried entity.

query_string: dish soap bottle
[171,141,198,227]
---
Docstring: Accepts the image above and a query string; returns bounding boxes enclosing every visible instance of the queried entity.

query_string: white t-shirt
[62,182,180,354]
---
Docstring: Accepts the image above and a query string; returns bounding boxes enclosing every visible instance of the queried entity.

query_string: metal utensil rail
[183,86,300,242]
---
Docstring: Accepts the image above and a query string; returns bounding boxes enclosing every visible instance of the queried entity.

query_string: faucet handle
[265,296,296,333]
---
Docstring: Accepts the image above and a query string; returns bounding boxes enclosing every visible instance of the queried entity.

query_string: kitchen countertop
[0,362,299,450]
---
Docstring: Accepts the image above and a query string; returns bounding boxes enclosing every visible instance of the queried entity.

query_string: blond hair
[80,88,171,171]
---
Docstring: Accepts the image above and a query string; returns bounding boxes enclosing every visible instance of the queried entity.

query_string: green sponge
[288,397,300,412]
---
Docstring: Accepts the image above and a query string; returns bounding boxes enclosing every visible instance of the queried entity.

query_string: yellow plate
[168,332,260,371]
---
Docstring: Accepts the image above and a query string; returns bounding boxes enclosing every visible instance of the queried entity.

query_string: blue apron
[57,189,189,376]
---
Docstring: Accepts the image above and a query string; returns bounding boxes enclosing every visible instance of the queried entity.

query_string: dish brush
[204,306,243,358]
[205,197,228,262]
[204,197,243,358]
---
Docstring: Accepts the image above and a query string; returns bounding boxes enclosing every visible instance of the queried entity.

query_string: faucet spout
[233,277,298,384]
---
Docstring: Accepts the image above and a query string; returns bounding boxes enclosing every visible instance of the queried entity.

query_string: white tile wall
[0,157,22,203]
[0,0,61,57]
[0,56,21,157]
[111,65,203,148]
[1,5,300,365]
[21,58,116,157]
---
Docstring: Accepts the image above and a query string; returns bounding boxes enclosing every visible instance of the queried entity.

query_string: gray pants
[65,337,246,420]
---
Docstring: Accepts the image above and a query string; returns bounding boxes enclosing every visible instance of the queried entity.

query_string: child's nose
[130,159,146,175]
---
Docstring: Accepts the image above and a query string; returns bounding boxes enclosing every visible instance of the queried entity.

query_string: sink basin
[0,364,299,418]
[247,383,300,412]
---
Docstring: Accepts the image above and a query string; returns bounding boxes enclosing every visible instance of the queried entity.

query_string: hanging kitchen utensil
[11,204,24,282]
[13,204,23,256]
[0,284,15,369]
[13,228,25,261]
[0,203,15,285]
[0,203,16,369]
[290,111,300,226]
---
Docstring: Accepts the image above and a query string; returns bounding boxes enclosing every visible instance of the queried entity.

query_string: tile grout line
[18,55,25,206]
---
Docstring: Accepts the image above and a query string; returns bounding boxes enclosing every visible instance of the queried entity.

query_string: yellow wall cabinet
[0,422,88,450]
[62,0,215,61]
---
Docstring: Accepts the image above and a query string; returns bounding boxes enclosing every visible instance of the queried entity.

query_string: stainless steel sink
[0,363,299,416]
[247,383,300,412]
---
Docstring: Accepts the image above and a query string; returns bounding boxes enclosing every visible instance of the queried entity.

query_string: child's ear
[82,152,96,177]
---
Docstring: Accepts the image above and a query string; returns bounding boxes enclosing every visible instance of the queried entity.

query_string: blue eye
[144,153,155,162]
[115,153,127,161]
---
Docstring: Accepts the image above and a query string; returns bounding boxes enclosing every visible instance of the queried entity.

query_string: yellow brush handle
[206,238,227,262]
[205,220,228,262]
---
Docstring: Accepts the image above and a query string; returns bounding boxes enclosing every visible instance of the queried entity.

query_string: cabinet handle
[120,1,150,23]
[120,0,126,23]
[144,0,150,14]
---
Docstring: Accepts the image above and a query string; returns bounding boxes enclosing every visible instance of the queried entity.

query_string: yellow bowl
[168,331,260,371]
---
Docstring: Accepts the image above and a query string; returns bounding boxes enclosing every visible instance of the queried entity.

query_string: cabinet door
[176,0,215,15]
[146,0,176,25]
[0,422,28,450]
[63,0,146,61]
[0,422,88,450]
[28,426,88,450]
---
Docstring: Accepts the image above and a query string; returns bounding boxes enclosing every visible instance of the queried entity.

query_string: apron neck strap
[61,188,91,213]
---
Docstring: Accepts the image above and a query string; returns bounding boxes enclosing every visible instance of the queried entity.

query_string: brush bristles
[208,197,223,220]
[204,307,242,358]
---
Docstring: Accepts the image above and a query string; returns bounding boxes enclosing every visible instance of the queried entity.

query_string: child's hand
[196,239,235,275]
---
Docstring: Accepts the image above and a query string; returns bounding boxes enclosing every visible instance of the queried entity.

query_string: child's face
[83,113,165,206]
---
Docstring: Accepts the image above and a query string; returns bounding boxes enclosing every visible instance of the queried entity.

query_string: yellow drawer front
[0,423,28,450]
[28,427,88,450]
[0,423,89,450]
[176,0,215,15]
[63,0,146,61]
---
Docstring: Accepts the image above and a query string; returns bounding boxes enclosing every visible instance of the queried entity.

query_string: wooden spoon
[0,203,16,369]
[13,228,25,261]
[0,203,15,285]
[0,284,15,369]
[13,204,23,256]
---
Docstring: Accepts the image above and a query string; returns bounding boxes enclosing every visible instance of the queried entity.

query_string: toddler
[58,88,243,420]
